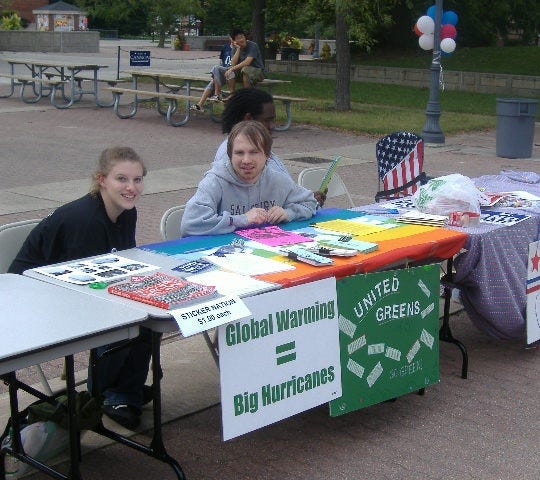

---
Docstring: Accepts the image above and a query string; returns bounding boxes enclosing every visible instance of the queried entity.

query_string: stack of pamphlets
[396,210,447,227]
[108,272,218,309]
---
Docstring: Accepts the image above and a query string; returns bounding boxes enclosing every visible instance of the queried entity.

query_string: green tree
[149,0,202,47]
[251,0,265,54]
[330,0,397,110]
[75,0,150,36]
[334,1,350,111]
[198,0,252,36]
[0,12,21,30]
[390,1,540,48]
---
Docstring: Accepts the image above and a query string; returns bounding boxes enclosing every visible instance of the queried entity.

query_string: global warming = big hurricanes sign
[218,277,341,440]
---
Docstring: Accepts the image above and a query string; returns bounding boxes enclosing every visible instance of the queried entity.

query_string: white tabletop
[0,274,148,375]
[24,248,181,332]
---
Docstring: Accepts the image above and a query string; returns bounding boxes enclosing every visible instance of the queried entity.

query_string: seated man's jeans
[87,327,152,411]
[211,65,234,87]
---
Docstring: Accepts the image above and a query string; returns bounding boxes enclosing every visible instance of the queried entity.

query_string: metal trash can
[496,98,538,158]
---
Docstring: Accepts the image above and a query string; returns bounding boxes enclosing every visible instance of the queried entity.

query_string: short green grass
[269,74,501,136]
[265,46,539,135]
[352,46,540,77]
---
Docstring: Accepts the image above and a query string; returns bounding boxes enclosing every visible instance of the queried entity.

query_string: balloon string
[439,64,445,91]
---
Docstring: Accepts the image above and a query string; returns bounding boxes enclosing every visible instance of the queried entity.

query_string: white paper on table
[507,191,540,201]
[203,252,295,276]
[33,254,159,285]
[185,270,280,297]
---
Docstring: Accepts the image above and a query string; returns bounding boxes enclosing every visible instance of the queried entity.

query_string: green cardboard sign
[330,264,440,416]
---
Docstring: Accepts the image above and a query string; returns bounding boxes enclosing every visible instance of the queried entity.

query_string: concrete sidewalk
[1,41,539,480]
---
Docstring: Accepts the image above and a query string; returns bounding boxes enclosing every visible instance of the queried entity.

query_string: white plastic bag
[412,174,487,215]
[2,421,69,478]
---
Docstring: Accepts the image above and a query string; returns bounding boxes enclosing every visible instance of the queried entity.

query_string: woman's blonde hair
[90,147,147,196]
[227,120,273,159]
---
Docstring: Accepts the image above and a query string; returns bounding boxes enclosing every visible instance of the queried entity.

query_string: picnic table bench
[0,57,112,108]
[187,85,306,131]
[0,72,66,103]
[107,87,202,127]
[108,69,306,129]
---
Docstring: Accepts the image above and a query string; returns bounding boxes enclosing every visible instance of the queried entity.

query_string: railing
[89,29,119,39]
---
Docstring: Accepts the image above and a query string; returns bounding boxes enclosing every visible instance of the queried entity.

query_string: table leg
[0,372,75,480]
[273,101,293,131]
[155,79,170,117]
[91,333,186,479]
[0,62,16,98]
[65,355,83,480]
[51,69,75,109]
[18,65,45,104]
[167,99,191,127]
[93,70,115,108]
[439,257,468,379]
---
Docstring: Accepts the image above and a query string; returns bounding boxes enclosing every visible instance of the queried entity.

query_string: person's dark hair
[230,28,246,39]
[221,88,274,134]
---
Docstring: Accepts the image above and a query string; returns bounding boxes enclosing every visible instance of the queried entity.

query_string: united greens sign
[330,264,440,415]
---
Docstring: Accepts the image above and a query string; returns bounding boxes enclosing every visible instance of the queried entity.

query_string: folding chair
[298,167,355,208]
[0,219,54,394]
[159,205,185,241]
[375,131,427,202]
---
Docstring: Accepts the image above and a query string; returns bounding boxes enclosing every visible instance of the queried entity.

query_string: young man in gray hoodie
[181,121,317,237]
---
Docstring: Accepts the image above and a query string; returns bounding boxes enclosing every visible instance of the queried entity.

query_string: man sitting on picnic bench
[191,36,234,111]
[209,28,264,102]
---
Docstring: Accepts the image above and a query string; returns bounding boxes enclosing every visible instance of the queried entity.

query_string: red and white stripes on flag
[382,140,424,196]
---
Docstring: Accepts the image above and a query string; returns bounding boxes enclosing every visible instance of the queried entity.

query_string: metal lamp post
[422,0,445,144]
[313,24,320,59]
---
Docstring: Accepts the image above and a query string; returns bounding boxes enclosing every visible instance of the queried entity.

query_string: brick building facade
[6,0,44,23]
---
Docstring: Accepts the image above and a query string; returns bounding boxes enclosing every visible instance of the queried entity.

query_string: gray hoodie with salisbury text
[181,160,317,237]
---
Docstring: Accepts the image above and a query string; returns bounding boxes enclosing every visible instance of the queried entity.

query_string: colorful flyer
[235,225,313,247]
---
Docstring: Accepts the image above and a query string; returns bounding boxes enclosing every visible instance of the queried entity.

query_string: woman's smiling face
[99,160,144,222]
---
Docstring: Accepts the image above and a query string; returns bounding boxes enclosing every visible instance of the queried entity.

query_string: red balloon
[413,23,422,37]
[440,24,457,39]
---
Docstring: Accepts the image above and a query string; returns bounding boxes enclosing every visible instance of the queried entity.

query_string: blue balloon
[442,10,458,26]
[426,5,437,19]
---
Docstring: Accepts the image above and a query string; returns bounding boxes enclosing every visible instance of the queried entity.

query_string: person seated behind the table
[210,28,264,101]
[213,88,327,207]
[8,146,152,431]
[191,36,234,111]
[181,120,317,237]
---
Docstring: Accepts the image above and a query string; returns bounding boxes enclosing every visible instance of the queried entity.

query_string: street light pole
[313,24,320,59]
[422,0,445,144]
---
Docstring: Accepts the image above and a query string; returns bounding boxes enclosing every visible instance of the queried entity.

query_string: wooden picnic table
[111,68,302,129]
[0,57,116,108]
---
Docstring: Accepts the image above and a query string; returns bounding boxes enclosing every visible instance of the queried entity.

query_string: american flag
[376,131,424,197]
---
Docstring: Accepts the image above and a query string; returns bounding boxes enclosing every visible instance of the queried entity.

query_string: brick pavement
[1,43,539,480]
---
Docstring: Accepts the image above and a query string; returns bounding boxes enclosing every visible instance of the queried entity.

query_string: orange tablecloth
[256,224,467,288]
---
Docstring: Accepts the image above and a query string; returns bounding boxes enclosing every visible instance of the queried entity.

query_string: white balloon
[419,33,434,50]
[441,37,456,53]
[416,15,435,34]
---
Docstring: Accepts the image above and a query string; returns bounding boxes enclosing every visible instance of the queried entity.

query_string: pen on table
[360,208,399,215]
[181,246,210,254]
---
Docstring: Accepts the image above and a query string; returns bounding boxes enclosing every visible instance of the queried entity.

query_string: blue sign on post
[130,50,151,67]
